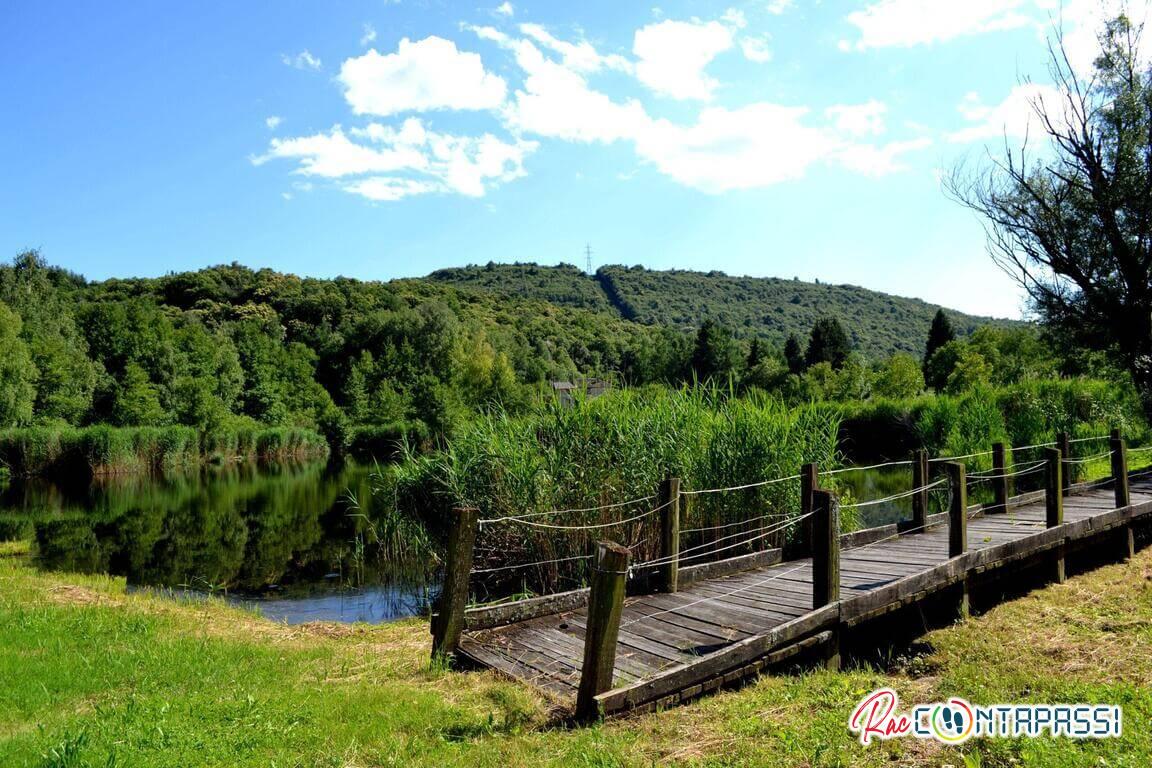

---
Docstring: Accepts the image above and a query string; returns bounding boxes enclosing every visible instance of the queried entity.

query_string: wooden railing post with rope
[576,541,629,721]
[991,442,1009,514]
[658,476,681,593]
[945,462,968,619]
[1056,431,1072,494]
[431,506,479,660]
[1045,447,1065,584]
[911,449,929,530]
[1110,428,1134,560]
[811,488,840,670]
[796,462,818,557]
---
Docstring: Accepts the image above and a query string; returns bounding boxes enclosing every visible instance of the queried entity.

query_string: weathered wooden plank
[619,605,746,644]
[840,558,967,625]
[625,592,783,635]
[680,548,782,585]
[592,605,840,715]
[684,583,811,618]
[466,587,589,631]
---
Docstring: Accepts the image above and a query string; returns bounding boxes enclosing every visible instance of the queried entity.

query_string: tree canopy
[950,14,1152,418]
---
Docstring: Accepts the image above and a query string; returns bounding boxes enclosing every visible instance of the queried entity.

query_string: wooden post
[658,476,680,593]
[796,462,818,556]
[991,442,1009,514]
[945,463,967,559]
[431,506,479,660]
[1045,447,1065,584]
[945,462,969,620]
[1110,429,1130,509]
[576,541,629,721]
[811,488,840,670]
[911,449,929,529]
[1110,429,1134,561]
[1057,431,1072,494]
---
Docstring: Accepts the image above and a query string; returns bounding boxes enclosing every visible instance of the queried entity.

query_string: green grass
[2,540,1150,766]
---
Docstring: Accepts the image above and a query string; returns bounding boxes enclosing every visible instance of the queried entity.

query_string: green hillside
[427,262,614,313]
[425,262,1009,359]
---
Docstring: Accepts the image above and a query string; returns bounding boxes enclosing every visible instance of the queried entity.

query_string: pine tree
[783,333,805,374]
[805,318,851,370]
[923,309,956,374]
[746,338,763,369]
[689,320,738,382]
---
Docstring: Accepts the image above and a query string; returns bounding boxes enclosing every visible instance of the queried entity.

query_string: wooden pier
[432,436,1151,720]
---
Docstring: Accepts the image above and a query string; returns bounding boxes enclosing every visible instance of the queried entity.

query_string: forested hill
[0,252,1022,441]
[425,263,1004,359]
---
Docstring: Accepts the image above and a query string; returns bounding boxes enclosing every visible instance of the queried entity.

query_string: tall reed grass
[377,387,843,597]
[0,425,328,477]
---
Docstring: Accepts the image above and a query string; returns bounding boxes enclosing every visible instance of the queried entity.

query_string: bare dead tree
[948,13,1152,419]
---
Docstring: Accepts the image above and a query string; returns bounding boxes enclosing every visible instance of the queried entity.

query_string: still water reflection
[0,461,439,624]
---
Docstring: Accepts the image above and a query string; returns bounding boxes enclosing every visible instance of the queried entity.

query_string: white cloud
[265,115,282,130]
[947,83,1062,143]
[501,39,651,143]
[519,23,632,73]
[766,0,794,14]
[360,23,377,47]
[825,100,887,137]
[721,8,748,28]
[253,118,536,201]
[842,0,1032,50]
[495,2,514,17]
[633,19,734,100]
[636,105,841,191]
[339,36,507,116]
[344,177,442,201]
[836,137,932,175]
[740,35,772,63]
[281,50,323,70]
[480,29,923,193]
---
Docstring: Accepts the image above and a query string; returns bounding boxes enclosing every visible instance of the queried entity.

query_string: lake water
[0,460,440,624]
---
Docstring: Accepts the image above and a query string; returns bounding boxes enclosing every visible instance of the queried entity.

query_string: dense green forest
[427,261,1006,358]
[0,250,1119,463]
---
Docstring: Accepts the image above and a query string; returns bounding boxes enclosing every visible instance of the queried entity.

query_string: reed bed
[378,387,843,598]
[0,425,328,477]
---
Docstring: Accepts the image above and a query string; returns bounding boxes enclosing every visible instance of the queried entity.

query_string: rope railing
[679,474,801,495]
[631,513,811,573]
[681,511,794,535]
[1009,441,1058,452]
[933,449,994,462]
[967,460,1047,483]
[1061,449,1116,466]
[471,552,594,575]
[844,479,945,508]
[479,497,673,529]
[820,459,915,476]
[477,493,656,525]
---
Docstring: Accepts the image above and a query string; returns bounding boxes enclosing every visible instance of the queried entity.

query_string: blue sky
[1,1,1140,318]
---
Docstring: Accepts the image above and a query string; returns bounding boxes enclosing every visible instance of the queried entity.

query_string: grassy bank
[1,540,1149,766]
[0,425,329,476]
